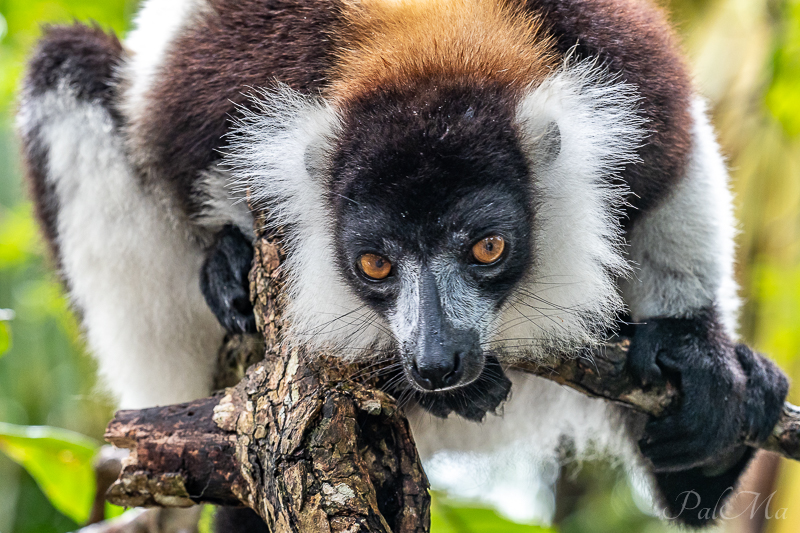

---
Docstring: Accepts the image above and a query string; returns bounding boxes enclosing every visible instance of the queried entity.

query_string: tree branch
[511,343,800,457]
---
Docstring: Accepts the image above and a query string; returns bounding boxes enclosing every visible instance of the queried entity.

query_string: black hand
[651,447,755,527]
[200,225,257,334]
[735,343,789,443]
[627,309,777,473]
[627,309,788,527]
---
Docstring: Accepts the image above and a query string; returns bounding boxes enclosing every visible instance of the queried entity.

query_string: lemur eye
[359,253,392,280]
[472,235,505,264]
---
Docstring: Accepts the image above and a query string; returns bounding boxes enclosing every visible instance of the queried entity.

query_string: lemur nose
[412,352,464,390]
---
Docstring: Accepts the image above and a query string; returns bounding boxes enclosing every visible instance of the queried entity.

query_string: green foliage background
[0,0,799,532]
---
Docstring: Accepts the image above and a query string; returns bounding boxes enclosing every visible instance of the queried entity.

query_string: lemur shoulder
[17,0,789,529]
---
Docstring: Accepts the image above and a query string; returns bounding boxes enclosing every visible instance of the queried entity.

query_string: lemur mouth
[388,354,512,422]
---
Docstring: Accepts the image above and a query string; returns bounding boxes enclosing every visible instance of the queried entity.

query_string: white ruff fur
[194,165,255,238]
[228,62,645,358]
[498,62,644,357]
[621,98,740,337]
[408,372,645,522]
[226,86,393,356]
[17,87,224,409]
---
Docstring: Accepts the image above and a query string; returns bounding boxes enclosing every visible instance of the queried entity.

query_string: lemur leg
[18,25,225,409]
[620,100,788,526]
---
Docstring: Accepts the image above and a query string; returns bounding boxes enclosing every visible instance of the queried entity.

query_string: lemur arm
[620,100,789,525]
[17,24,231,409]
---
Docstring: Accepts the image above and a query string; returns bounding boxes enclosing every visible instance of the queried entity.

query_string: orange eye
[472,236,505,264]
[359,253,392,280]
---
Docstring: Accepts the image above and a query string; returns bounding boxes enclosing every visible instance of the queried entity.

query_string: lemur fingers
[200,225,257,335]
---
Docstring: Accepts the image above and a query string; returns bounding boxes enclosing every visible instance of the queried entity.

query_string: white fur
[620,98,740,338]
[17,85,224,409]
[122,0,210,133]
[226,86,393,355]
[193,165,255,238]
[495,61,644,356]
[387,261,421,348]
[409,372,643,522]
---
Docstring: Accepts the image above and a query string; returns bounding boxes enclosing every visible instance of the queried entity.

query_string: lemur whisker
[512,289,586,314]
[348,359,402,383]
[290,304,371,337]
[509,296,583,333]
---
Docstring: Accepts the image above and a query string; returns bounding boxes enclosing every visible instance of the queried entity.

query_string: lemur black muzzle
[406,270,484,391]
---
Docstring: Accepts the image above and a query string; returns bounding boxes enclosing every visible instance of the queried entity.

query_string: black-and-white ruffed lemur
[17,0,790,529]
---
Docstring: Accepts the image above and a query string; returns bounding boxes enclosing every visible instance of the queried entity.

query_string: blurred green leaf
[766,0,800,136]
[0,205,43,268]
[751,262,800,403]
[0,320,10,357]
[0,422,99,525]
[105,502,126,520]
[0,309,12,357]
[198,505,216,533]
[431,494,557,533]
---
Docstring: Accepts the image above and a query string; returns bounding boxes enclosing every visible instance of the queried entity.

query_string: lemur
[17,0,789,529]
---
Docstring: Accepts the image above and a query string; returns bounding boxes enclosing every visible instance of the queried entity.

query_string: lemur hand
[200,225,257,334]
[627,309,788,473]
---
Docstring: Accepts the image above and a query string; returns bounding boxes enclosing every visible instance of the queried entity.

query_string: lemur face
[230,71,642,416]
[330,82,533,392]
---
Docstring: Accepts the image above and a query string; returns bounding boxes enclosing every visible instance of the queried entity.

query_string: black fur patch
[735,343,789,443]
[200,225,256,334]
[387,354,513,422]
[24,24,123,109]
[19,124,59,266]
[329,79,533,315]
[19,24,124,270]
[528,0,693,222]
[327,79,531,414]
[414,355,513,421]
[652,447,755,528]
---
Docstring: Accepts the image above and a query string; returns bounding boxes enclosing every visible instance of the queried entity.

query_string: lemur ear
[304,133,333,180]
[529,121,561,169]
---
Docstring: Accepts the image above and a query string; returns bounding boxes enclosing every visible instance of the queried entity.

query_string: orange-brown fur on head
[330,0,557,102]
